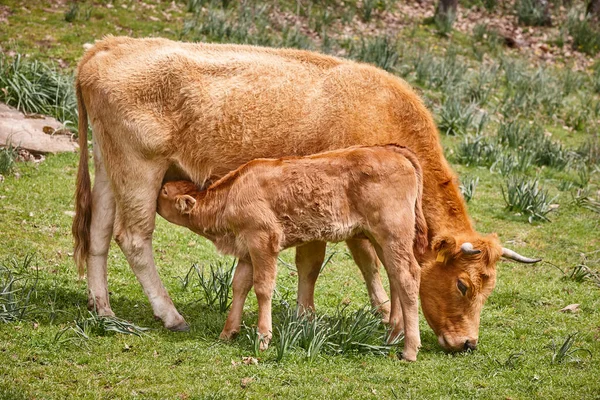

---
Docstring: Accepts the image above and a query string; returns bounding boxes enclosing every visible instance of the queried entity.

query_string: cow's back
[78,37,447,189]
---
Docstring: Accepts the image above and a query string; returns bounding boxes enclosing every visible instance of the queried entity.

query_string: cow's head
[419,232,540,352]
[157,181,199,227]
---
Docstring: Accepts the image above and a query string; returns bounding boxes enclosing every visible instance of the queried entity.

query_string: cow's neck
[415,145,476,247]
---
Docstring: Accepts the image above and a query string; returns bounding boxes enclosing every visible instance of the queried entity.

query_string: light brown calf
[157,145,428,361]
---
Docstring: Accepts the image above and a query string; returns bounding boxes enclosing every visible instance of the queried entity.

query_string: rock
[0,103,78,154]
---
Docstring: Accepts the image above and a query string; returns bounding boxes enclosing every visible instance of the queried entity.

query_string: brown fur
[72,36,516,348]
[157,145,426,360]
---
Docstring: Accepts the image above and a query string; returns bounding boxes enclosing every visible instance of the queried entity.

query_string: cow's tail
[386,144,428,256]
[72,80,92,278]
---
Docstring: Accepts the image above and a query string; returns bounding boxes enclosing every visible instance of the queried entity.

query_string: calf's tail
[72,80,92,278]
[386,144,429,256]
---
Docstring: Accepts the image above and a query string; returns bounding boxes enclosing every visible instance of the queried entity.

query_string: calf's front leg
[220,258,253,340]
[248,235,279,351]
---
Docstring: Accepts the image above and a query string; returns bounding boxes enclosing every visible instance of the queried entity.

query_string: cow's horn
[501,248,542,264]
[460,242,481,255]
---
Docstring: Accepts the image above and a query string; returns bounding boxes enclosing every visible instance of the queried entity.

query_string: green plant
[348,35,399,72]
[460,176,479,202]
[571,189,600,214]
[438,96,480,136]
[455,134,498,166]
[64,3,79,22]
[567,8,600,56]
[0,255,38,323]
[434,9,456,36]
[297,312,331,362]
[327,305,391,355]
[502,177,555,223]
[273,307,302,362]
[182,261,236,312]
[0,54,77,126]
[516,0,551,26]
[0,145,18,176]
[54,310,149,347]
[550,333,592,364]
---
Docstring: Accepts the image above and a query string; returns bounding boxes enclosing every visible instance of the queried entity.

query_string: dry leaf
[240,377,253,389]
[560,304,580,313]
[242,356,258,365]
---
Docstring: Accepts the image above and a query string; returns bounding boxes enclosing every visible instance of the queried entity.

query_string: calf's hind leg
[111,160,188,331]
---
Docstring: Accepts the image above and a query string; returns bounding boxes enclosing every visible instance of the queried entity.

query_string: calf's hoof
[399,351,418,362]
[219,329,239,341]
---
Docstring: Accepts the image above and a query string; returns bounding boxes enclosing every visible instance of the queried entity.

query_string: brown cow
[73,36,540,352]
[157,145,428,361]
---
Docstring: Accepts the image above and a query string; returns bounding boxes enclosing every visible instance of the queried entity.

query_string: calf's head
[420,233,540,352]
[157,181,200,227]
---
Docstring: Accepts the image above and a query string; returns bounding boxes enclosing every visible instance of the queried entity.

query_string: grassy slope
[1,1,600,399]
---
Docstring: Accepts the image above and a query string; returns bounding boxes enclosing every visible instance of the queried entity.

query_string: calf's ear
[175,195,196,214]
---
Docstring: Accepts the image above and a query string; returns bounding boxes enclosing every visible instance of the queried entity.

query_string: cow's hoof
[259,338,270,351]
[166,320,190,332]
[219,330,239,341]
[399,351,417,362]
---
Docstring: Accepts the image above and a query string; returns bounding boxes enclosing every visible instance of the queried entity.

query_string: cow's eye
[457,280,468,296]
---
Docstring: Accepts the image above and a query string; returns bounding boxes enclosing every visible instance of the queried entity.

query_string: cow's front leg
[295,241,326,314]
[220,258,253,340]
[346,238,391,323]
[112,162,188,331]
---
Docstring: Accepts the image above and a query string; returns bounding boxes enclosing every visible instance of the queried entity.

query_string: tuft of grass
[55,310,149,347]
[0,53,77,126]
[0,145,18,176]
[348,35,399,72]
[571,189,600,214]
[567,8,600,56]
[501,177,555,223]
[460,176,479,202]
[0,254,38,323]
[182,261,236,313]
[327,305,392,355]
[550,333,592,364]
[454,134,498,166]
[516,0,551,26]
[438,96,485,136]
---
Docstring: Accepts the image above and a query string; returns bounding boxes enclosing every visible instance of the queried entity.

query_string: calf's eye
[457,280,468,296]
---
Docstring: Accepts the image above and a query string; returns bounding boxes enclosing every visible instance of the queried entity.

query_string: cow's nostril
[464,340,477,351]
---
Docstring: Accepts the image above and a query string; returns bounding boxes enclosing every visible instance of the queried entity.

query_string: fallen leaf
[240,377,253,389]
[560,304,580,313]
[242,356,258,365]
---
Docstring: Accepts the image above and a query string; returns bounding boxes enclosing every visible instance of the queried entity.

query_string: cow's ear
[432,235,457,265]
[175,195,196,214]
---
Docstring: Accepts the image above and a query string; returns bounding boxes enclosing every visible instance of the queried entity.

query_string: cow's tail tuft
[386,144,429,256]
[72,80,92,278]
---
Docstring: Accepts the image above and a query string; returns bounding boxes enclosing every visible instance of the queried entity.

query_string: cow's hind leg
[346,238,391,323]
[112,160,188,331]
[87,139,116,316]
[295,241,326,314]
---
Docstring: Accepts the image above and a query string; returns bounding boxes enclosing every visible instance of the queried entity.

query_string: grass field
[1,1,600,398]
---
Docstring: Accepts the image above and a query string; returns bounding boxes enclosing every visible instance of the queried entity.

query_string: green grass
[1,1,600,398]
